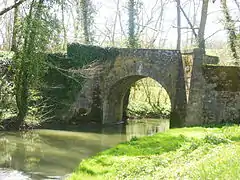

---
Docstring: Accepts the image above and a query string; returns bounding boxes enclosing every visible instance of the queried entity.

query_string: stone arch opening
[103,75,179,126]
[127,77,171,120]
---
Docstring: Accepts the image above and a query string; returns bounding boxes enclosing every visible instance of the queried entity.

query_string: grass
[69,125,240,180]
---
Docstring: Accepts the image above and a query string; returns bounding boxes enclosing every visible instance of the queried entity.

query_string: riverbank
[70,125,240,180]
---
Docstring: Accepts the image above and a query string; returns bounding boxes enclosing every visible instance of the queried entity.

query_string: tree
[127,0,139,48]
[61,0,67,50]
[176,0,181,50]
[198,0,209,50]
[11,0,20,52]
[80,0,95,44]
[122,0,141,121]
[176,0,209,51]
[220,0,239,62]
[73,0,81,41]
[13,0,60,129]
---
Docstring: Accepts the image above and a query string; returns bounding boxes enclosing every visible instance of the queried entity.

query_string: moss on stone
[43,44,120,122]
[202,65,240,91]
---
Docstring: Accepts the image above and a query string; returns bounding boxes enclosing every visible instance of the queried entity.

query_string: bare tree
[176,0,210,51]
[176,2,198,39]
[191,0,201,45]
[198,0,209,50]
[176,0,181,50]
[232,0,240,12]
[135,0,169,48]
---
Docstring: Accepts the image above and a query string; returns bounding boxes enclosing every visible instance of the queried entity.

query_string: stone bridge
[45,44,240,127]
[100,48,186,127]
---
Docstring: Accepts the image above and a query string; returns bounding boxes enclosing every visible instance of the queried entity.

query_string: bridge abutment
[185,48,205,126]
[170,52,187,127]
[102,93,125,124]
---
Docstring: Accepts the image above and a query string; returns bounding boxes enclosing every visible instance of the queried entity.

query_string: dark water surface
[0,119,169,180]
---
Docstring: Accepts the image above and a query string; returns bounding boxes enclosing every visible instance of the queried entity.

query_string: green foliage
[42,44,119,121]
[0,77,16,119]
[24,90,53,127]
[70,125,240,180]
[67,43,119,65]
[12,0,62,126]
[127,77,171,119]
[0,52,16,120]
[203,134,231,145]
[15,0,61,86]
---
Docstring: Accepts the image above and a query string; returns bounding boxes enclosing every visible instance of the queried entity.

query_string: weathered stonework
[48,44,240,127]
[101,48,187,127]
[185,49,206,125]
[201,66,240,124]
[60,46,187,127]
[202,91,240,124]
[185,50,240,125]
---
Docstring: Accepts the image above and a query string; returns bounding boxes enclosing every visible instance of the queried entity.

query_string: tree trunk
[176,0,181,50]
[221,0,239,62]
[74,0,80,41]
[15,68,28,129]
[178,3,198,39]
[80,0,90,44]
[128,0,138,48]
[11,0,19,52]
[198,0,209,51]
[61,0,67,50]
[15,0,44,129]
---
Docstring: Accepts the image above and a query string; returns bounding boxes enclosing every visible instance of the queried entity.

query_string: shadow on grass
[201,122,238,128]
[79,167,97,175]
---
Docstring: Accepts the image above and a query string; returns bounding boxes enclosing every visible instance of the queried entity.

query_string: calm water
[0,119,169,180]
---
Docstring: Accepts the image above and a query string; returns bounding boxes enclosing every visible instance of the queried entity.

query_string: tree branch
[0,0,27,16]
[172,25,199,29]
[175,0,198,39]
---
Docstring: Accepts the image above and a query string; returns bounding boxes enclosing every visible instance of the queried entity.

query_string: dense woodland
[0,0,240,130]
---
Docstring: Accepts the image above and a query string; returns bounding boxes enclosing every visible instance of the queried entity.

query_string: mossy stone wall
[43,44,119,123]
[202,65,240,124]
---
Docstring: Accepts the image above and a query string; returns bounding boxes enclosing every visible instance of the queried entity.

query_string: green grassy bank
[69,125,240,180]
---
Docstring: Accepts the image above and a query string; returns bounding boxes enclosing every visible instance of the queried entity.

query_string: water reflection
[0,119,169,179]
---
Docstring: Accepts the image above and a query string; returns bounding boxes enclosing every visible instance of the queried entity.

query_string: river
[0,119,169,180]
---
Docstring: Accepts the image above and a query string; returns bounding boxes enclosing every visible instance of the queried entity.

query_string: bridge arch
[103,75,172,123]
[102,52,187,127]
